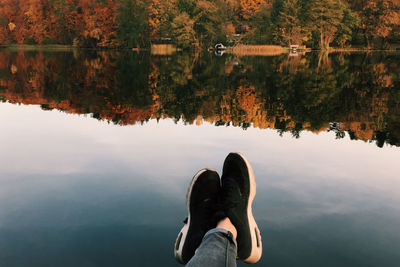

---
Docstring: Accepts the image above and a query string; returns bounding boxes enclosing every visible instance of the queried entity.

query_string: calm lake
[0,49,399,267]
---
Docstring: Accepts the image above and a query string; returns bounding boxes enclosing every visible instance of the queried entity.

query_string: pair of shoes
[174,153,262,264]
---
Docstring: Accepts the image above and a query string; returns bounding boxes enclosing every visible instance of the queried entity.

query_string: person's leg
[186,218,237,267]
[175,152,262,265]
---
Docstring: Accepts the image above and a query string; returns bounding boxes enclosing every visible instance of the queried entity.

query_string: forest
[0,0,399,49]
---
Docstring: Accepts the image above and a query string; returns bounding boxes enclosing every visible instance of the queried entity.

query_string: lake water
[0,49,399,267]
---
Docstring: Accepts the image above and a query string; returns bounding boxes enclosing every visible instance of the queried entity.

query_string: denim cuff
[204,228,237,247]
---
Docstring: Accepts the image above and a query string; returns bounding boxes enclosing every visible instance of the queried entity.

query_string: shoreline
[0,44,137,51]
[327,47,400,52]
[1,44,399,54]
[1,44,76,51]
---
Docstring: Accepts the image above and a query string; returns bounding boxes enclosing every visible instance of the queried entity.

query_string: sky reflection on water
[0,103,400,266]
[1,102,400,267]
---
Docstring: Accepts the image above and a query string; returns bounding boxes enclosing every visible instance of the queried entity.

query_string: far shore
[1,44,77,51]
[1,44,399,55]
[328,46,400,52]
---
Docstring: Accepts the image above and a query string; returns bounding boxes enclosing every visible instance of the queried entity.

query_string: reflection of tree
[0,50,399,148]
[276,54,340,129]
[0,50,157,125]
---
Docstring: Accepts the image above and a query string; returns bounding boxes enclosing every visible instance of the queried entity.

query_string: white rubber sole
[236,152,262,264]
[174,168,217,264]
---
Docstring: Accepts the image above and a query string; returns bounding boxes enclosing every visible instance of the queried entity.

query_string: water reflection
[0,50,399,147]
[1,49,400,267]
[1,102,400,266]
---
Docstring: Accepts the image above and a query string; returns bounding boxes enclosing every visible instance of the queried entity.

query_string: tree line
[0,0,399,49]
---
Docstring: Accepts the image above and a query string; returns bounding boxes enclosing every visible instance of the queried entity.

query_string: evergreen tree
[333,7,359,47]
[304,0,346,49]
[193,0,226,47]
[171,12,196,48]
[274,0,304,45]
[117,0,150,48]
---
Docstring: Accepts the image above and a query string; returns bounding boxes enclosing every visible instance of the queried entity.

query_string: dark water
[0,49,400,267]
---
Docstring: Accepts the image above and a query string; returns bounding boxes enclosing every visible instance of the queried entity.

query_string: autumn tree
[0,0,25,44]
[240,0,267,20]
[0,0,12,44]
[18,0,46,44]
[77,0,118,47]
[148,0,161,39]
[359,0,400,48]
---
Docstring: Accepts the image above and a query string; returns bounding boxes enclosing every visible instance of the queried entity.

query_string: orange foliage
[240,0,269,20]
[82,0,117,47]
[148,0,161,39]
[0,0,118,46]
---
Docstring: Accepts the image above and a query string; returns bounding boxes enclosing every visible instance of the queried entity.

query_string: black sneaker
[221,152,262,263]
[174,168,221,264]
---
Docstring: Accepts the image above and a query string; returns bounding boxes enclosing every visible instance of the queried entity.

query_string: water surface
[0,50,399,267]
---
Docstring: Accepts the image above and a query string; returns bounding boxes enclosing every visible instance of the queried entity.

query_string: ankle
[216,217,237,239]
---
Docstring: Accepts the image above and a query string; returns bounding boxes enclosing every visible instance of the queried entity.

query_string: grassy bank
[227,45,287,56]
[1,44,179,54]
[329,47,400,52]
[1,44,77,51]
[150,44,177,55]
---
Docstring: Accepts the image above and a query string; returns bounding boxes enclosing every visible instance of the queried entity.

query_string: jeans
[186,228,237,267]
